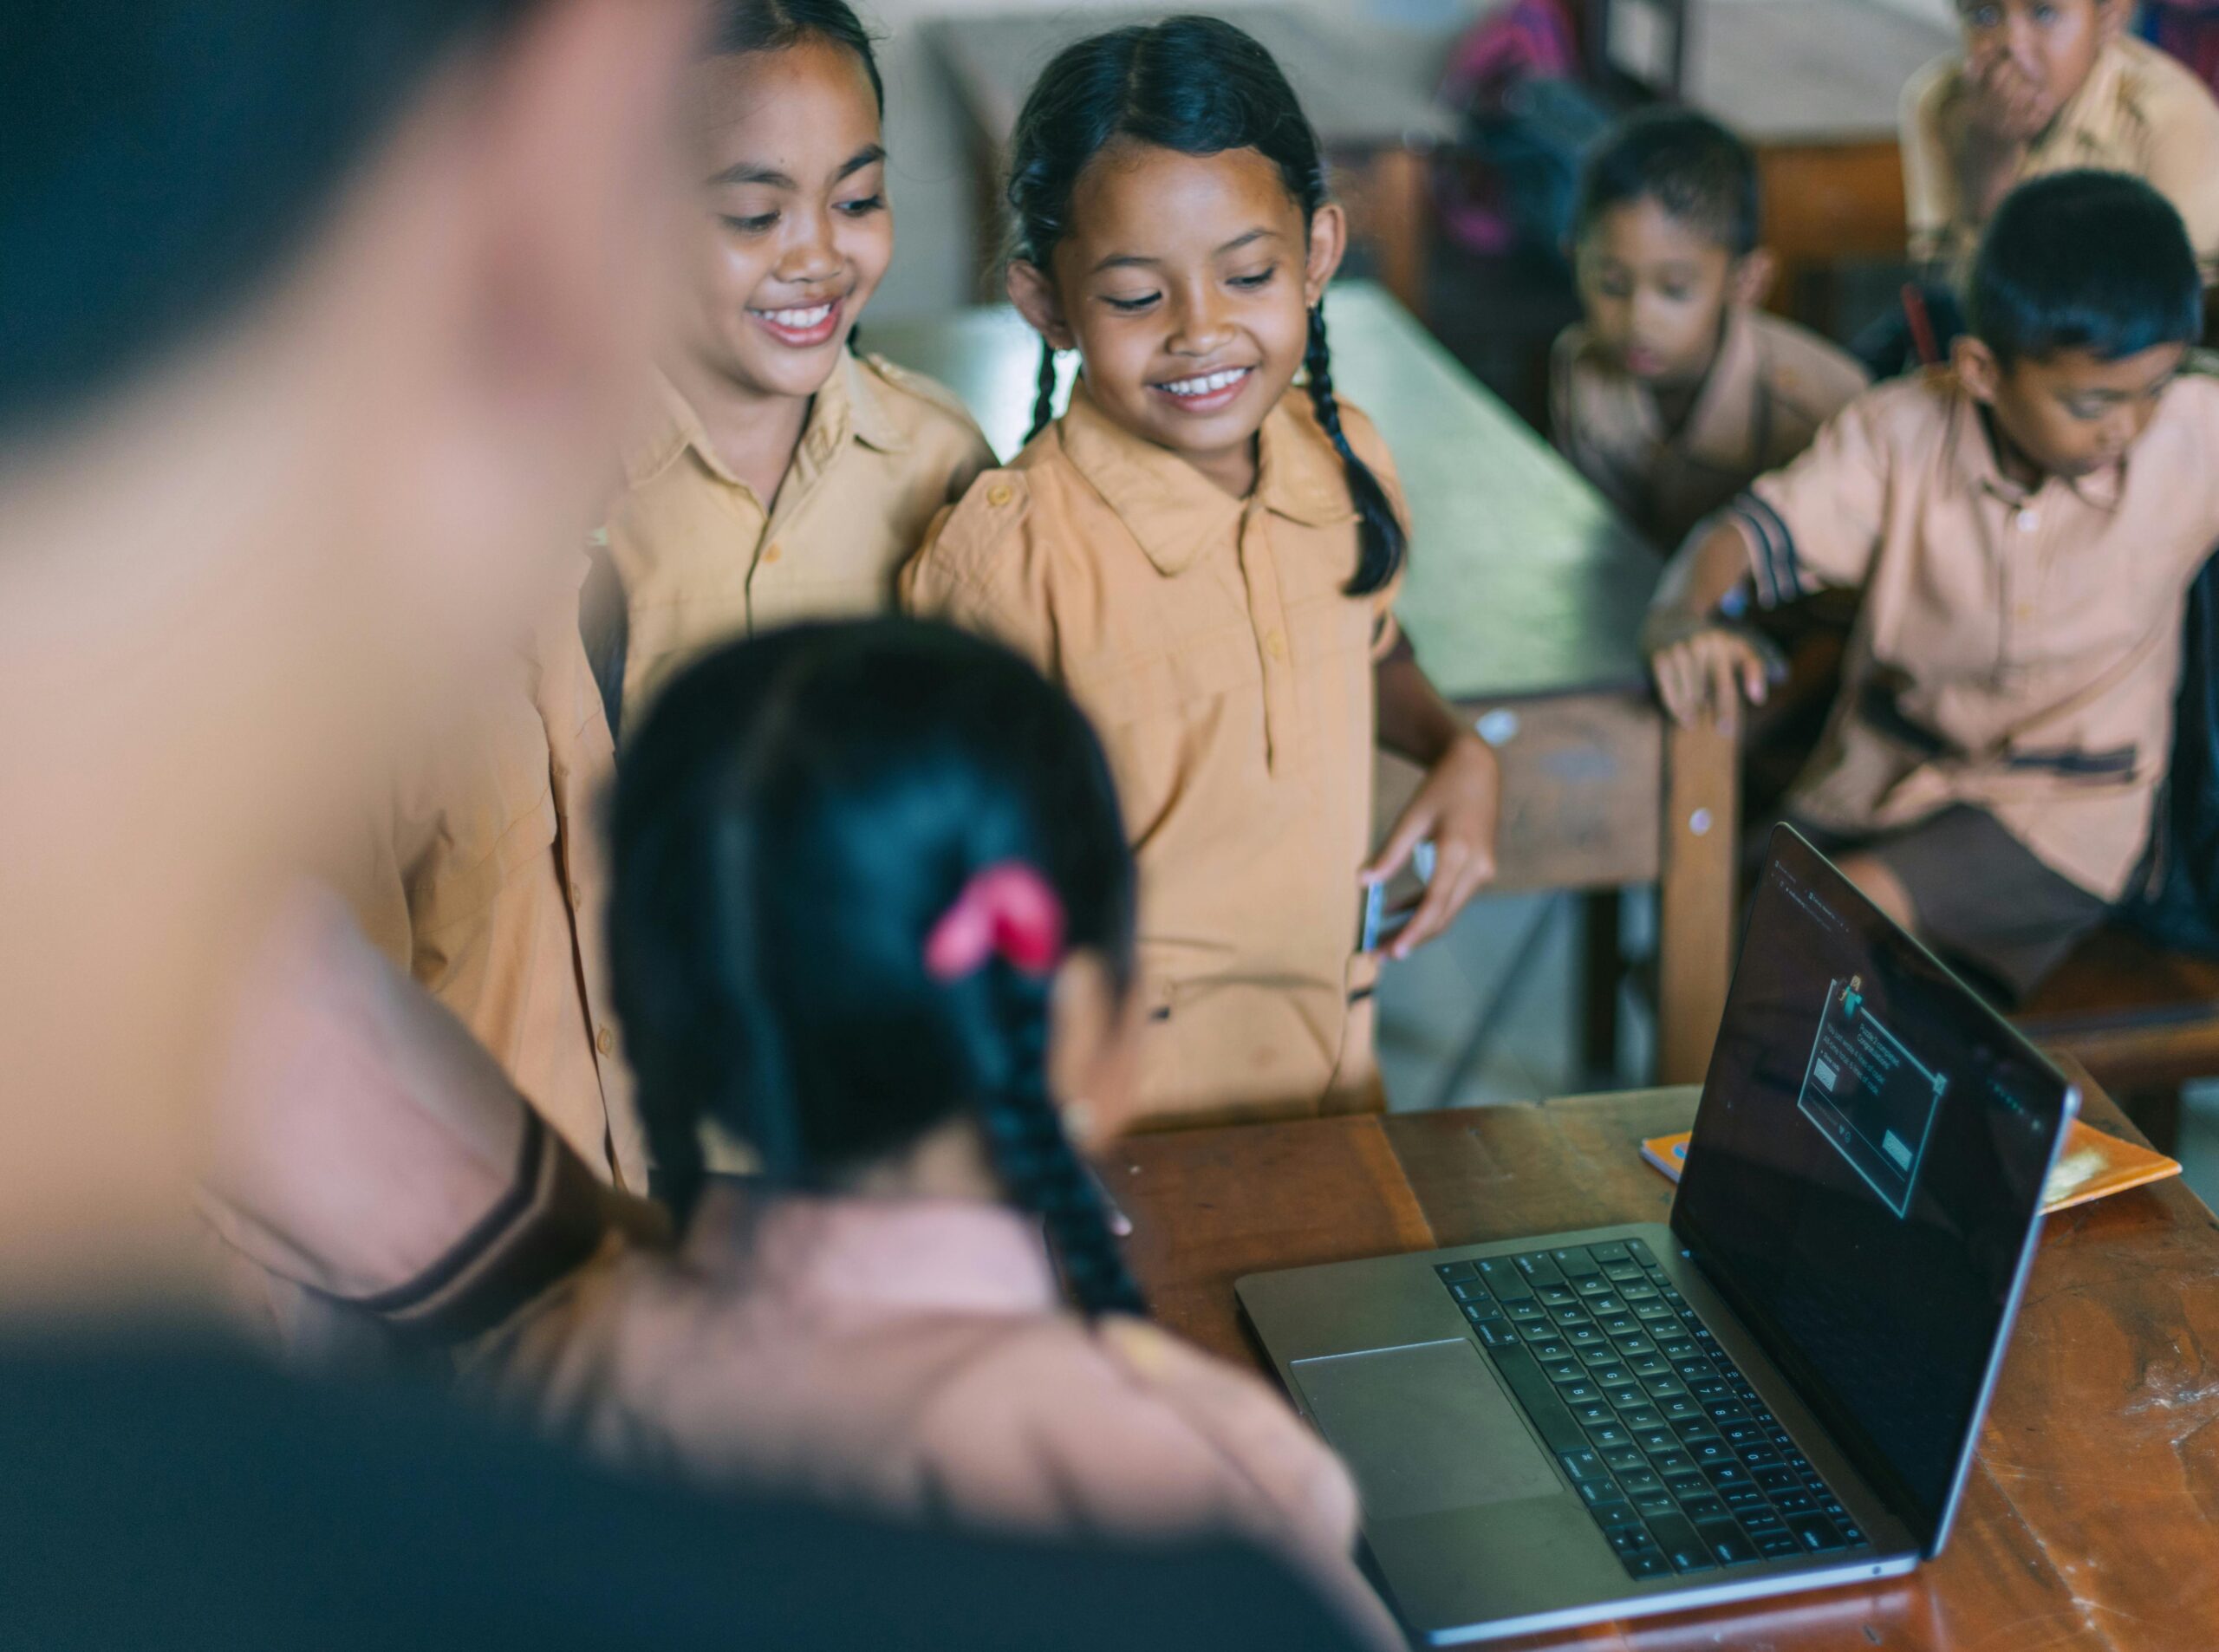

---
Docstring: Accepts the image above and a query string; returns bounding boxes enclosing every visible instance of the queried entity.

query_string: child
[344,545,644,1187]
[603,0,993,712]
[902,17,1501,1128]
[1643,172,2219,1001]
[520,620,1394,1648]
[1903,0,2219,281]
[1552,109,1868,555]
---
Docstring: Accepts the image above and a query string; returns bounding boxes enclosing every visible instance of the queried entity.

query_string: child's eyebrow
[1086,227,1282,275]
[836,145,888,181]
[709,162,796,189]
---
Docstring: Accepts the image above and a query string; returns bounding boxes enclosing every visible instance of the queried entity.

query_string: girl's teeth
[758,304,834,328]
[1163,367,1249,397]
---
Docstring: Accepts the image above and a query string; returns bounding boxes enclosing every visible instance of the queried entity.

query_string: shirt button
[762,542,783,564]
[1264,630,1289,661]
[595,1025,615,1056]
[2016,510,2039,533]
[987,484,1015,508]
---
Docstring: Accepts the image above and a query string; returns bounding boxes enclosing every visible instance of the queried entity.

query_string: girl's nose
[776,211,841,285]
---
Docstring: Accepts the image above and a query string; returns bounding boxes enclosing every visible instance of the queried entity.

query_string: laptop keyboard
[1436,1240,1871,1581]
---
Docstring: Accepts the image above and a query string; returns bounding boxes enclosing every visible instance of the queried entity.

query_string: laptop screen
[1671,827,2073,1550]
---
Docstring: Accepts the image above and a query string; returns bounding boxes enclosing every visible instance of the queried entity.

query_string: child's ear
[2094,0,2130,48]
[1006,261,1076,352]
[1730,249,1777,311]
[1304,203,1349,305]
[1953,335,2003,405]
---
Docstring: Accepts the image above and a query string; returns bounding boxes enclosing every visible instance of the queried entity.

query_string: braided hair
[608,619,1147,1317]
[1002,15,1405,595]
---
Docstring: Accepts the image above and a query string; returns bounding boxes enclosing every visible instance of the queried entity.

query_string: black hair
[610,618,1148,1318]
[1574,107,1760,257]
[0,0,543,440]
[1967,170,2203,367]
[703,1,884,359]
[1004,15,1404,597]
[705,0,883,111]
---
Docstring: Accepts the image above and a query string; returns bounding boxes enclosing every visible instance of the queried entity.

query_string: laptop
[1238,826,2077,1643]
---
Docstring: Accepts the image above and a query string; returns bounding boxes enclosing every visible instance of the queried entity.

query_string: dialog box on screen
[1796,977,1947,1219]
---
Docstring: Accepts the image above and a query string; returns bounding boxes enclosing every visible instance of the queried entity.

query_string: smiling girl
[604,0,992,714]
[904,16,1502,1128]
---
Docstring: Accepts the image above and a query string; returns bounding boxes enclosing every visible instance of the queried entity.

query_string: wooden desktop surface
[1109,1077,2219,1648]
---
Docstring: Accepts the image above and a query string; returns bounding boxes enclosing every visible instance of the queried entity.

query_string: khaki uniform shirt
[350,552,644,1187]
[1732,367,2219,900]
[605,351,992,712]
[903,385,1404,1128]
[1903,36,2219,277]
[1551,307,1868,552]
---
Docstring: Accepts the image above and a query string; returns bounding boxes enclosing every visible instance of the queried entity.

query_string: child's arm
[1369,638,1500,959]
[1641,516,1779,732]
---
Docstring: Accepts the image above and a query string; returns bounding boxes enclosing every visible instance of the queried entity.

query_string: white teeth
[755,303,835,328]
[1161,367,1250,397]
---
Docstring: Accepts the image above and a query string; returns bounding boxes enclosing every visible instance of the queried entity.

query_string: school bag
[2118,549,2219,955]
[1435,0,1608,259]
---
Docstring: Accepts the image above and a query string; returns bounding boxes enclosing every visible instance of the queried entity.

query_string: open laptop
[1238,826,2077,1643]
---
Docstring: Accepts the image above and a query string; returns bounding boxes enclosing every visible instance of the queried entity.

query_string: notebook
[1641,1119,2178,1214]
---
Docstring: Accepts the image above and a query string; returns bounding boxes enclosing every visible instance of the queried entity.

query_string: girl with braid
[903,16,1501,1128]
[498,621,1391,1644]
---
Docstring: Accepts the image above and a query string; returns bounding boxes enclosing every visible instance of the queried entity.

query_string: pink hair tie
[924,862,1067,982]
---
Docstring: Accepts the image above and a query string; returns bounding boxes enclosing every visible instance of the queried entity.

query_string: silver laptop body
[1239,828,2077,1642]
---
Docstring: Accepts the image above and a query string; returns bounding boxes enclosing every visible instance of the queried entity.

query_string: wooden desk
[1110,1078,2219,1647]
[923,7,1454,320]
[871,283,1737,1083]
[1676,0,1952,327]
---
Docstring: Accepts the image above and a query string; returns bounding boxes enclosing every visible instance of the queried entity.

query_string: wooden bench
[2014,927,2219,1152]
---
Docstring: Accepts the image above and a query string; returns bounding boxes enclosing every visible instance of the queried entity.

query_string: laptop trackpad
[1292,1341,1562,1519]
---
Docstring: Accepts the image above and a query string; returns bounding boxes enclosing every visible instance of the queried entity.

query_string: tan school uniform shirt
[348,550,645,1188]
[604,349,993,712]
[1903,35,2219,277]
[1551,306,1869,553]
[1727,366,2219,901]
[903,384,1404,1128]
[478,1188,1395,1648]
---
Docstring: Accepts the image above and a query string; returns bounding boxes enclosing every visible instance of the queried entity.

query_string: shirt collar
[1942,374,2127,512]
[2033,40,2126,166]
[687,1186,1062,1317]
[620,353,908,494]
[1056,380,1356,576]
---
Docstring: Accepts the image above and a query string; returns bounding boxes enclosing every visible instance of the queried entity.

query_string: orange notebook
[1640,1120,2180,1214]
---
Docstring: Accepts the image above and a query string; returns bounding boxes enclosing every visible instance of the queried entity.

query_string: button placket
[1238,506,1298,776]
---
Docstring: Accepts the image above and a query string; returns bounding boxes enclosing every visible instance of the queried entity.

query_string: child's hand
[1962,49,2051,143]
[1363,733,1500,960]
[1646,617,1780,732]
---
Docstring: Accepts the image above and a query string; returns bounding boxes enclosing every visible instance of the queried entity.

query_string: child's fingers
[1652,647,1695,726]
[1363,806,1428,886]
[1390,840,1469,959]
[1738,642,1770,706]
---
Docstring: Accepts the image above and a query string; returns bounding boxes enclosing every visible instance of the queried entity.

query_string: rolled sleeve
[1737,396,1891,604]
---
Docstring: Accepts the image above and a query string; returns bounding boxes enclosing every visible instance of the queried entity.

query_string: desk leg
[1363,148,1430,323]
[1657,716,1739,1084]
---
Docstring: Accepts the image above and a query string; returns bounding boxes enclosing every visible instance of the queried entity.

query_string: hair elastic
[925,863,1067,982]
